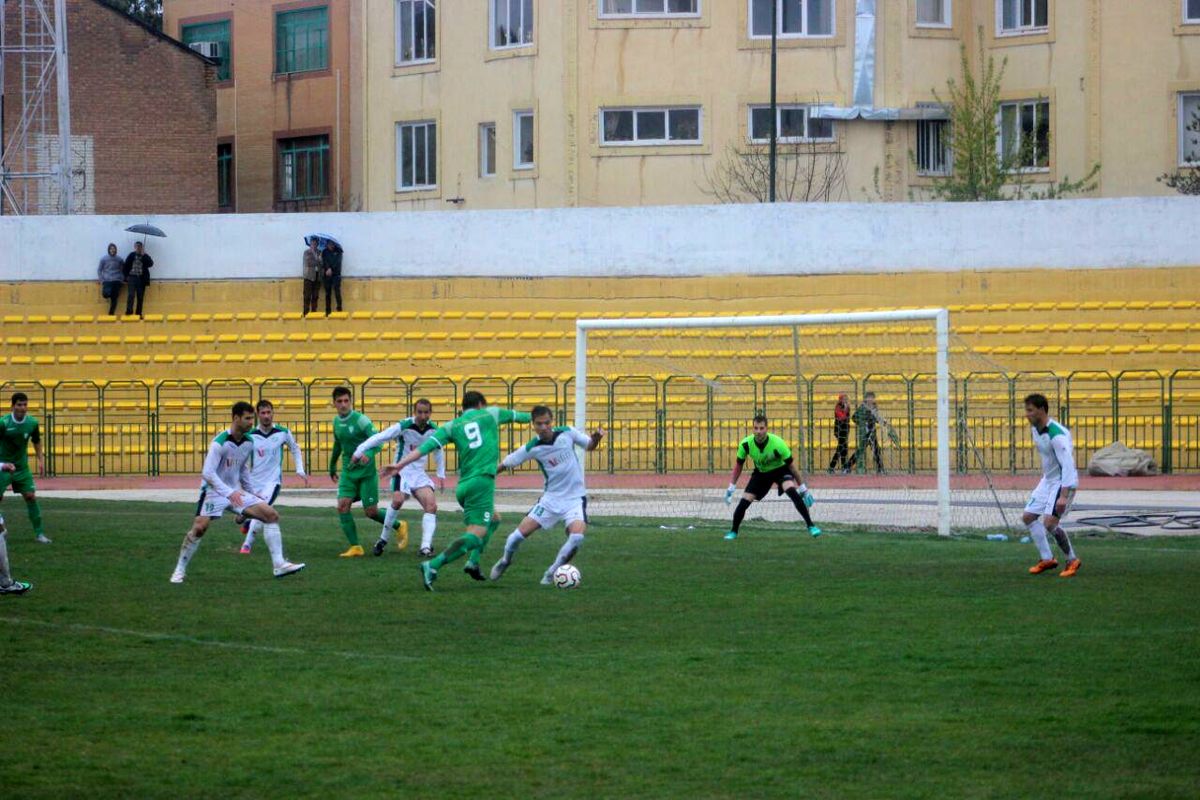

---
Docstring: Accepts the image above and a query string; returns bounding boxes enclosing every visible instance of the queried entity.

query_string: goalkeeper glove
[724,483,737,505]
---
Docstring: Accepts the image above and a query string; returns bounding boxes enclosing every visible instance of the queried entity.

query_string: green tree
[924,33,1099,201]
[1158,109,1200,195]
[104,0,163,30]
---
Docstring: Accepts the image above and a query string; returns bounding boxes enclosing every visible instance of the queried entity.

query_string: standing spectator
[848,391,884,474]
[302,239,322,316]
[322,241,343,316]
[122,241,154,318]
[97,243,125,317]
[828,393,851,473]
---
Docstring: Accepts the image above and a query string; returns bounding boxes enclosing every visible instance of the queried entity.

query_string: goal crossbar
[574,309,952,536]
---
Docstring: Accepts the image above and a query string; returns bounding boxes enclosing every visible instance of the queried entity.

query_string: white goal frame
[574,309,952,536]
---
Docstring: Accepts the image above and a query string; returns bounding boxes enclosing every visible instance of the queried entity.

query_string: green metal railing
[2,370,1196,477]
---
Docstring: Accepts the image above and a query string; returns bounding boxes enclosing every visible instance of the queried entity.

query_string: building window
[749,0,834,38]
[396,0,435,64]
[998,100,1049,171]
[747,105,834,143]
[601,107,702,145]
[491,0,534,48]
[1179,93,1200,166]
[397,121,437,190]
[278,135,329,201]
[480,123,497,176]
[181,20,231,81]
[916,119,951,175]
[600,0,699,17]
[916,0,950,27]
[997,0,1047,35]
[1187,0,1200,23]
[217,142,234,208]
[276,6,329,74]
[514,111,535,169]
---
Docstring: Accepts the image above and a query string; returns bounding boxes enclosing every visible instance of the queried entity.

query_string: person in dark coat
[828,393,851,473]
[122,241,154,318]
[322,241,343,316]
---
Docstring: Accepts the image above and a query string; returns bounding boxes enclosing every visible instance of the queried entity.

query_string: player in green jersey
[0,393,49,544]
[328,387,402,557]
[0,462,33,594]
[380,390,531,591]
[723,414,820,540]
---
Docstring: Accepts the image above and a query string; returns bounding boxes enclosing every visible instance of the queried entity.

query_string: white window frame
[746,104,835,144]
[1178,93,1200,167]
[599,0,701,19]
[915,118,952,176]
[395,0,436,65]
[915,0,951,28]
[490,0,534,50]
[1186,0,1200,24]
[395,120,437,191]
[748,0,836,40]
[514,111,535,170]
[996,0,1048,36]
[480,122,497,177]
[599,107,704,146]
[997,99,1050,173]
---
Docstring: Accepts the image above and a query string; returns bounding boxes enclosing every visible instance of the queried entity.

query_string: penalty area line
[0,616,425,664]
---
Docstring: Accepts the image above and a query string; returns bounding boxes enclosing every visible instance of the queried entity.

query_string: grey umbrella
[125,224,167,238]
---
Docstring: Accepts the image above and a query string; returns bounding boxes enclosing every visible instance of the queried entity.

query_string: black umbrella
[125,224,167,238]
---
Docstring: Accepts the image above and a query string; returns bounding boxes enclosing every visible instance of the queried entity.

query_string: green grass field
[2,498,1198,799]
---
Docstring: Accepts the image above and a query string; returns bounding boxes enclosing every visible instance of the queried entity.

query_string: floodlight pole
[769,0,778,203]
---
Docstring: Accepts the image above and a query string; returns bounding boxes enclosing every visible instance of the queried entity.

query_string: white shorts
[246,482,281,505]
[527,496,588,530]
[392,470,435,497]
[196,488,267,519]
[1024,478,1072,518]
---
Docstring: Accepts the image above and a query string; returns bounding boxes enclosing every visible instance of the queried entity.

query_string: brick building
[1,0,218,215]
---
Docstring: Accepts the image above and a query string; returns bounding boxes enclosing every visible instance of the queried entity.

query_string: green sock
[26,498,43,536]
[430,533,481,570]
[366,508,384,524]
[338,512,359,545]
[467,519,502,567]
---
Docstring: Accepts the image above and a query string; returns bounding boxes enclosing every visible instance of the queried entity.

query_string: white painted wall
[0,197,1196,281]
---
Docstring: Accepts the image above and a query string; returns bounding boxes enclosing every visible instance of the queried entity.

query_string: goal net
[568,311,1028,536]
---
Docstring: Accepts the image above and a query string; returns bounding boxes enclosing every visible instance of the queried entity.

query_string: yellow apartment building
[163,0,360,212]
[359,0,1200,210]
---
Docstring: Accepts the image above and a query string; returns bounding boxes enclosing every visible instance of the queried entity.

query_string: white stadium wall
[0,196,1197,282]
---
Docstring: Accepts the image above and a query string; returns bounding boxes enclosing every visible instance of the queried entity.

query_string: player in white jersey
[0,461,32,594]
[490,405,604,584]
[170,401,305,584]
[352,398,446,557]
[239,399,308,554]
[1022,393,1082,578]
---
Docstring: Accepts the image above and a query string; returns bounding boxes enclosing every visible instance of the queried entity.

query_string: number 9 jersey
[418,406,532,480]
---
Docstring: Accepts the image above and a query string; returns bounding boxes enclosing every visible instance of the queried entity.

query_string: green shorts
[338,467,380,508]
[455,475,496,527]
[0,467,35,496]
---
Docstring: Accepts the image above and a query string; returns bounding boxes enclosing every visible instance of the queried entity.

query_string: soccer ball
[552,564,581,589]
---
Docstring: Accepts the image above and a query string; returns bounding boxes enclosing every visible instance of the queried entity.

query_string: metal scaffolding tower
[0,0,72,215]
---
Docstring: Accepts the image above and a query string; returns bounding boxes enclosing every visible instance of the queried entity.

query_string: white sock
[176,532,201,574]
[263,522,286,569]
[1027,519,1053,561]
[546,532,584,575]
[797,483,809,494]
[421,512,437,550]
[503,530,525,562]
[243,519,262,548]
[382,505,399,540]
[0,529,12,587]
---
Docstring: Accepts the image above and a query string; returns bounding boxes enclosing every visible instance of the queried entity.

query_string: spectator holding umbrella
[97,243,125,317]
[122,241,154,318]
[322,239,343,316]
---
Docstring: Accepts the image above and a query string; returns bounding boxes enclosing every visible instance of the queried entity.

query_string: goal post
[574,309,958,536]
